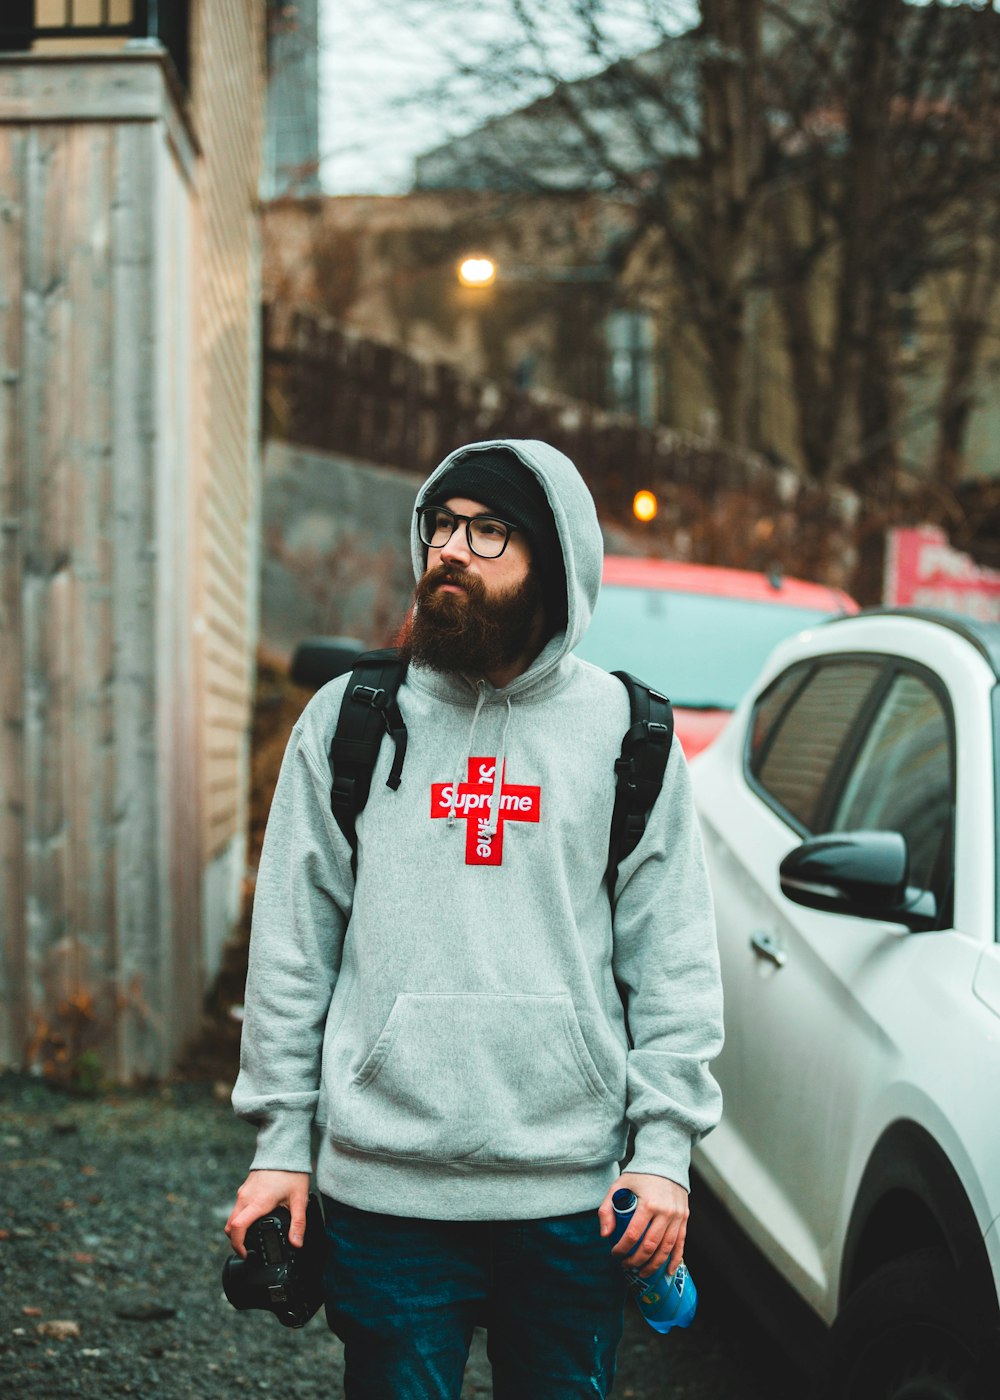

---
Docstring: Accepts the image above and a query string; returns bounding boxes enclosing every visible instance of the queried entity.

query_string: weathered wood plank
[66,121,117,1029]
[22,123,73,1050]
[0,126,28,1068]
[110,119,160,1076]
[154,135,203,1064]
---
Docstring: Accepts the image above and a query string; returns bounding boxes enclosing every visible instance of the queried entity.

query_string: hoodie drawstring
[484,696,513,837]
[448,681,488,823]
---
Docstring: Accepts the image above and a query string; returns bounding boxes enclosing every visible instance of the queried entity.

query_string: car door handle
[750,931,787,968]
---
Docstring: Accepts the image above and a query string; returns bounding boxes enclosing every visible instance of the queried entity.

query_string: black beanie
[424,447,567,631]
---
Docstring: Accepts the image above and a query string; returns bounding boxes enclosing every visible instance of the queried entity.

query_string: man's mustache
[420,564,485,601]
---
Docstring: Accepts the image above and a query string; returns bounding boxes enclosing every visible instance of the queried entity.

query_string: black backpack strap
[329,648,408,872]
[607,671,674,892]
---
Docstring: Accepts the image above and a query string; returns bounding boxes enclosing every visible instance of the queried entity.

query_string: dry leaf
[37,1320,81,1340]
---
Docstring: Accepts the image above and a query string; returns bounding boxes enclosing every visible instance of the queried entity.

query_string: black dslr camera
[222,1194,327,1328]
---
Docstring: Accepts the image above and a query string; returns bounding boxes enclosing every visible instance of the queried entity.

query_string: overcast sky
[319,0,698,193]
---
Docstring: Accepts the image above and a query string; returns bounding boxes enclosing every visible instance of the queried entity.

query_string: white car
[690,609,1000,1400]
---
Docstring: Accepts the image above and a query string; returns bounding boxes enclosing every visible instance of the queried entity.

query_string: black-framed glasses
[417,505,519,559]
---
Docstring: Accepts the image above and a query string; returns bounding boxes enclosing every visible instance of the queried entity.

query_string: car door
[696,654,958,1309]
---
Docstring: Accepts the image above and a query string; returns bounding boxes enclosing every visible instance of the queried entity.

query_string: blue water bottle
[609,1188,698,1334]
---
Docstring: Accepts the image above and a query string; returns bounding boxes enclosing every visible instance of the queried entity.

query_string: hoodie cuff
[626,1125,693,1193]
[248,1110,315,1176]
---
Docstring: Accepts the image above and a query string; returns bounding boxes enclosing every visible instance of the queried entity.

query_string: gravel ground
[0,1072,802,1400]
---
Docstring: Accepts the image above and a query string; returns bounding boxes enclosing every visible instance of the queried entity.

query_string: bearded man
[225,440,724,1399]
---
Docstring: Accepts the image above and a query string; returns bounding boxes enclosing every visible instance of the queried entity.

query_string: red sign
[431,758,541,866]
[884,526,1000,622]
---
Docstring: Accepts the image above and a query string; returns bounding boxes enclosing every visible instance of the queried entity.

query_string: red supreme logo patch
[431,758,540,865]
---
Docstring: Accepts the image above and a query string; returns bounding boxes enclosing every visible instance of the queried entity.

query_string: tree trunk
[696,0,766,448]
[768,193,835,480]
[932,248,1000,488]
[849,280,901,491]
[824,0,901,481]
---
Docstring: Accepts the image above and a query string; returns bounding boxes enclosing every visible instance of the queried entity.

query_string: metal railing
[0,2,189,91]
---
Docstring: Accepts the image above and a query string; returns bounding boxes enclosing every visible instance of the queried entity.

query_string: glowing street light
[457,255,497,288]
[633,490,658,523]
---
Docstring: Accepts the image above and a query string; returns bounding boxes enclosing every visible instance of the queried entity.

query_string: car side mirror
[290,636,367,691]
[779,830,937,931]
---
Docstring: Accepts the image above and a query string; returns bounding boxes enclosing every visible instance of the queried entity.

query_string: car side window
[830,672,953,900]
[748,662,810,764]
[750,662,882,831]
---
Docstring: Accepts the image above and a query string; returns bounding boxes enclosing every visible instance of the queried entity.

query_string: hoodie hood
[411,439,604,667]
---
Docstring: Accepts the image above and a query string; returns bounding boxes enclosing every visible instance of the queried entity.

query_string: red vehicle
[575,557,858,757]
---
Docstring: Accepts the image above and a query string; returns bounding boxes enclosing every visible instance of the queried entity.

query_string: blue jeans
[322,1196,627,1400]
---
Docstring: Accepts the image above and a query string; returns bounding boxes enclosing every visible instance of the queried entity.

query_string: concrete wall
[260,440,419,659]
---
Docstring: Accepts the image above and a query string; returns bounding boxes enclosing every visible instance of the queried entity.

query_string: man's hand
[224,1170,311,1258]
[598,1172,689,1278]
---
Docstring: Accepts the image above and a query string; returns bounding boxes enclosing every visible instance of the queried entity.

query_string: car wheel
[823,1249,988,1400]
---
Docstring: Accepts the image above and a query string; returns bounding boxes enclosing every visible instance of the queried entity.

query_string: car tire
[822,1248,989,1400]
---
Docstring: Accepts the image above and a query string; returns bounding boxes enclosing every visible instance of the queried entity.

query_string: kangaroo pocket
[324,992,620,1167]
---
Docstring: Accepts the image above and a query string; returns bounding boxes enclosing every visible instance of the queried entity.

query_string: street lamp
[456,254,617,287]
[457,255,497,288]
[633,490,658,523]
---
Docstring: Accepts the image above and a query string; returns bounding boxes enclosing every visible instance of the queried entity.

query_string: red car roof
[602,555,858,613]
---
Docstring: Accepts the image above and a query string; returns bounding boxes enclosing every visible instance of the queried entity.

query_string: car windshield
[576,585,838,710]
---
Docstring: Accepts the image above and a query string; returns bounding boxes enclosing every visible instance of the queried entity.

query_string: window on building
[36,2,136,23]
[605,309,657,425]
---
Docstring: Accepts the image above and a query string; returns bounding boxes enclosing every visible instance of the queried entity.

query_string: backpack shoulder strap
[328,648,408,873]
[607,671,674,892]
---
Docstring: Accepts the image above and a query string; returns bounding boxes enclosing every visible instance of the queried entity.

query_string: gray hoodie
[233,438,723,1220]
